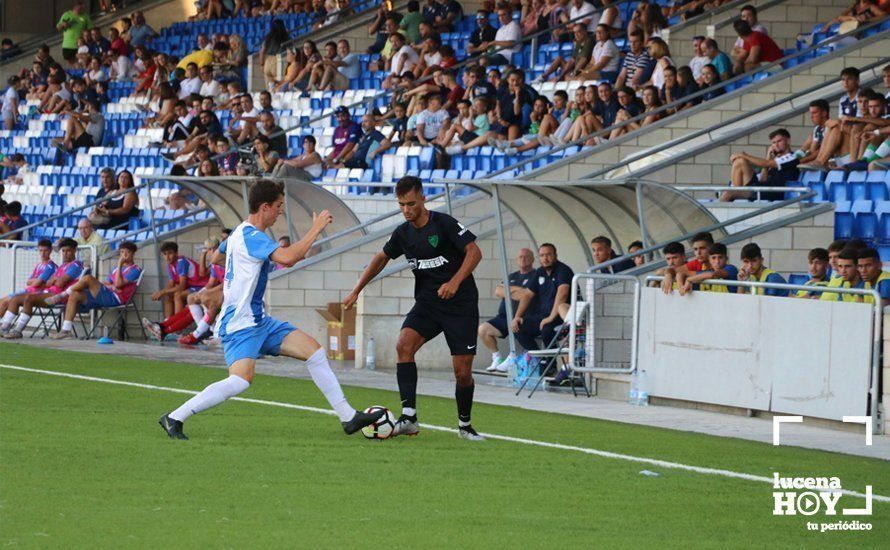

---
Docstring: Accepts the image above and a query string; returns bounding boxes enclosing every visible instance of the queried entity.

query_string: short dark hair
[160,241,179,254]
[768,128,791,140]
[691,232,714,245]
[591,236,612,248]
[58,238,78,250]
[554,90,568,101]
[733,20,752,36]
[248,179,285,213]
[408,0,419,11]
[809,99,830,113]
[37,239,53,248]
[395,175,423,197]
[628,240,644,250]
[120,241,138,253]
[828,239,848,253]
[740,4,757,15]
[840,67,860,80]
[539,243,557,254]
[846,238,868,250]
[663,241,685,256]
[740,243,762,260]
[708,243,728,256]
[858,248,880,262]
[5,201,22,216]
[808,247,829,262]
[838,248,859,262]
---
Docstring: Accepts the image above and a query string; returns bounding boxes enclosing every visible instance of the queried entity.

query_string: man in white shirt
[198,65,222,103]
[569,0,598,32]
[178,62,202,100]
[384,32,420,89]
[230,94,261,145]
[479,6,521,67]
[2,76,20,131]
[688,35,710,80]
[415,93,450,146]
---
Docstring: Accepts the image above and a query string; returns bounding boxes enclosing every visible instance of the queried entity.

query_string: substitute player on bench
[159,179,383,440]
[344,175,485,441]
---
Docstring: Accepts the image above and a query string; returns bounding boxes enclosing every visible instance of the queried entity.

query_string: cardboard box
[316,302,356,361]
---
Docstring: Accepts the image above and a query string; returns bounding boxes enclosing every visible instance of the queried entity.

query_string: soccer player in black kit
[343,176,485,440]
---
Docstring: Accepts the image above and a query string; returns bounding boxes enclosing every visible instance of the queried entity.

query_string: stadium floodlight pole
[491,183,517,360]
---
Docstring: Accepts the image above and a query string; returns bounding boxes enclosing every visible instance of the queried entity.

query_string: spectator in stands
[684,232,714,272]
[231,93,262,145]
[722,128,799,202]
[153,241,208,318]
[574,24,621,80]
[698,64,726,101]
[274,135,324,181]
[567,0,597,32]
[401,1,423,43]
[491,95,558,154]
[197,66,222,104]
[857,247,890,306]
[688,36,710,80]
[129,12,158,48]
[538,24,593,83]
[810,67,862,168]
[49,241,143,340]
[633,2,668,42]
[259,19,291,90]
[316,40,361,90]
[677,242,739,295]
[1,154,30,186]
[94,170,139,230]
[732,20,782,74]
[93,168,117,208]
[468,10,497,57]
[793,100,831,165]
[0,38,20,62]
[331,114,392,169]
[660,66,690,113]
[74,218,109,261]
[646,37,675,90]
[730,5,768,59]
[656,241,687,293]
[415,93,451,147]
[1,238,83,339]
[0,201,27,240]
[325,106,362,167]
[820,248,863,302]
[521,0,547,36]
[820,0,885,33]
[85,57,109,86]
[792,247,830,298]
[415,35,445,78]
[591,236,635,273]
[276,46,307,92]
[2,76,21,131]
[57,1,93,67]
[737,242,788,296]
[0,239,56,328]
[384,32,420,88]
[478,247,537,372]
[253,134,281,176]
[846,91,889,162]
[54,98,104,154]
[512,243,574,353]
[628,240,646,266]
[164,110,224,162]
[826,239,847,280]
[258,111,287,157]
[479,6,522,67]
[703,38,733,83]
[616,31,654,93]
[90,27,110,57]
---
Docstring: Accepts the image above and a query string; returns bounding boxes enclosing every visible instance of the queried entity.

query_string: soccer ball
[360,406,396,440]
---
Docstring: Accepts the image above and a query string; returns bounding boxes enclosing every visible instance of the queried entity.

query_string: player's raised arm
[438,241,482,300]
[343,251,391,310]
[270,210,333,268]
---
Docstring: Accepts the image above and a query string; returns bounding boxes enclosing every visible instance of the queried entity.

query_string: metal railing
[645,275,883,433]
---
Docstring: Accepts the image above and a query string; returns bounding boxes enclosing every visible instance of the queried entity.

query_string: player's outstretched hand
[312,210,333,232]
[343,291,358,310]
[437,280,459,300]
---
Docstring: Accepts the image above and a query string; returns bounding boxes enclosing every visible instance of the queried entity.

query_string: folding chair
[29,303,68,339]
[515,301,591,398]
[83,271,148,341]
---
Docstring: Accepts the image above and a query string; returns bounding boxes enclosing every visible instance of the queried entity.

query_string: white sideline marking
[2,364,888,503]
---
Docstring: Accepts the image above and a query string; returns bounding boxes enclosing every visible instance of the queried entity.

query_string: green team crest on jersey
[428,235,439,247]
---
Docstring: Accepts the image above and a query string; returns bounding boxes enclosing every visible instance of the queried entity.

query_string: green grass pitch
[0,343,887,548]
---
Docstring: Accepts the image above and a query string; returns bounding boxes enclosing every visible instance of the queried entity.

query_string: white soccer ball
[360,406,396,440]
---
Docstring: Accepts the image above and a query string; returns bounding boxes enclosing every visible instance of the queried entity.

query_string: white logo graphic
[416,256,449,269]
[457,222,469,236]
[467,345,476,350]
[538,276,545,285]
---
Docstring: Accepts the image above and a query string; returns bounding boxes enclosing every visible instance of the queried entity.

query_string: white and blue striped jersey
[216,221,280,337]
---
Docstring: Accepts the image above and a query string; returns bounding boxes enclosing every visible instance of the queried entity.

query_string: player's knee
[455,369,473,387]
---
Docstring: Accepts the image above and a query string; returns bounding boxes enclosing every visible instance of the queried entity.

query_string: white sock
[491,352,501,361]
[305,347,355,422]
[188,304,204,324]
[168,374,250,422]
[1,311,15,330]
[192,318,210,338]
[62,287,73,296]
[62,320,74,332]
[13,314,31,332]
[402,407,417,417]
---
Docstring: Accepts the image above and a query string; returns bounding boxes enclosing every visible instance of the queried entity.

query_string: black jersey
[383,211,478,308]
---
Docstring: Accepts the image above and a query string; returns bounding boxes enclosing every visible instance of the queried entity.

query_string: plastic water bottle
[637,369,649,406]
[629,369,639,405]
[365,336,376,370]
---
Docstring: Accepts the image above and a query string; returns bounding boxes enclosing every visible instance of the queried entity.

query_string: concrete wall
[531,36,889,185]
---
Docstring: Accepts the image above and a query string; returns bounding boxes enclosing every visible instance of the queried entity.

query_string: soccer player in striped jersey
[159,180,383,440]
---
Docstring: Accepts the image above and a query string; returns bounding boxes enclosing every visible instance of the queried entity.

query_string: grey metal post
[444,182,453,216]
[491,184,516,357]
[240,179,250,217]
[282,180,296,243]
[634,180,650,249]
[144,179,164,291]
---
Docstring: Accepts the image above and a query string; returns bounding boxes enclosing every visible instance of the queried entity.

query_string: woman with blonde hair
[646,37,675,90]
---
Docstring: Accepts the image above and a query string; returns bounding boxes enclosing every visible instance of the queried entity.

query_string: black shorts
[62,48,77,63]
[403,302,479,356]
[485,315,508,337]
[459,130,478,144]
[747,174,786,201]
[72,132,95,149]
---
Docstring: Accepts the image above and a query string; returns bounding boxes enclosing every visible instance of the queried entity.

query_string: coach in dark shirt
[513,243,574,351]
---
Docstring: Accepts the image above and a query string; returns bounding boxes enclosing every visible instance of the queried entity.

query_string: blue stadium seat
[788,273,808,286]
[825,170,847,202]
[852,200,876,241]
[834,200,853,239]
